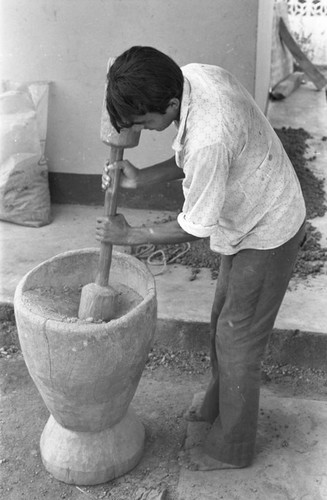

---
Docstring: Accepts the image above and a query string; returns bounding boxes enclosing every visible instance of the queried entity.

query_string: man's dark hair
[106,46,183,131]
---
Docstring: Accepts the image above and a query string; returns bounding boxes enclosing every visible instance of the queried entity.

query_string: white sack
[0,82,51,227]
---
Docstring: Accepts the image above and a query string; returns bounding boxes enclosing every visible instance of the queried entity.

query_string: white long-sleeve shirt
[173,64,306,255]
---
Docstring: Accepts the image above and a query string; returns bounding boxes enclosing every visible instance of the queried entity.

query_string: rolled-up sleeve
[177,142,231,237]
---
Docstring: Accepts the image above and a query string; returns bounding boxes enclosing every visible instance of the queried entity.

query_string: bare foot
[180,446,243,471]
[183,392,207,422]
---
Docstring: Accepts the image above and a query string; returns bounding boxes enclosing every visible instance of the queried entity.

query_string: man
[96,46,306,469]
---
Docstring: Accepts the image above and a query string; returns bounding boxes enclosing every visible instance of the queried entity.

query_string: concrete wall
[1,0,273,177]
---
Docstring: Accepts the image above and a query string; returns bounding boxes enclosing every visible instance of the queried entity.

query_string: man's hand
[96,214,131,245]
[102,160,139,190]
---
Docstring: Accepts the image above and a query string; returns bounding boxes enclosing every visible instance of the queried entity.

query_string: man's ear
[168,97,180,110]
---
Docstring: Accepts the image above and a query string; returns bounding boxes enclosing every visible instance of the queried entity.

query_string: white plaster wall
[288,15,327,65]
[0,0,273,175]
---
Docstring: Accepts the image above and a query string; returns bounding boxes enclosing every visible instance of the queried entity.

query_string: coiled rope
[133,242,191,276]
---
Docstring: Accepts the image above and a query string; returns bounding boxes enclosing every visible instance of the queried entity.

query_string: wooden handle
[95,146,123,287]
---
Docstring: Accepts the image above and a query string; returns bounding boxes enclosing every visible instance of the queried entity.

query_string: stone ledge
[2,301,326,371]
[155,318,327,371]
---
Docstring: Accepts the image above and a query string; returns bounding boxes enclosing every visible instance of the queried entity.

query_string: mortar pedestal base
[40,408,145,485]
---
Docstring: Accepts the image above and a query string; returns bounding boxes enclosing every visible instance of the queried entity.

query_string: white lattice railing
[286,0,327,16]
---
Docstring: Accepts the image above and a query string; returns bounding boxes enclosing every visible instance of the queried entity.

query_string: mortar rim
[14,248,157,333]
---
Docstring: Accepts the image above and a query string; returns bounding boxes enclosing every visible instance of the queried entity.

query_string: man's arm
[128,219,199,245]
[103,156,184,190]
[96,215,200,246]
[98,156,195,245]
[136,156,184,186]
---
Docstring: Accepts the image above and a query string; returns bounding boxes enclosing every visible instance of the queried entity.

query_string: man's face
[121,98,180,132]
[128,112,173,131]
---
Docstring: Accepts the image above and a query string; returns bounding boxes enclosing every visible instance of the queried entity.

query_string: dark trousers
[203,220,306,466]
